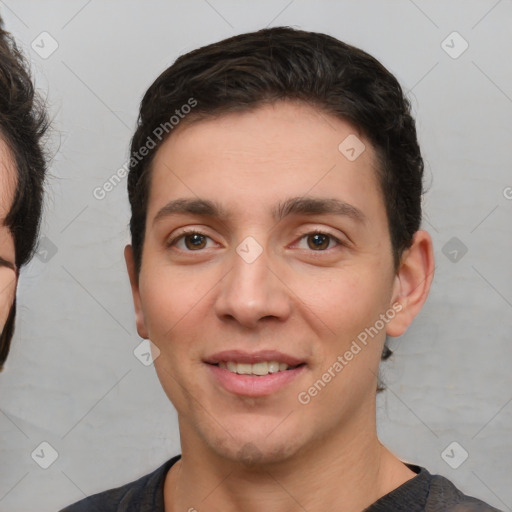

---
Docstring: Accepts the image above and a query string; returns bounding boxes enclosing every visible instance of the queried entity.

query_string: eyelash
[167,228,346,253]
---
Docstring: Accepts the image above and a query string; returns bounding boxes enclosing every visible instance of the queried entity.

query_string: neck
[164,410,415,512]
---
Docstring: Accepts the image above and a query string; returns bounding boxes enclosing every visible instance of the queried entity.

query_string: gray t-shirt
[60,455,502,512]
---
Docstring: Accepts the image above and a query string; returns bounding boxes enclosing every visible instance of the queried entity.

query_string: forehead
[147,101,384,221]
[0,136,17,222]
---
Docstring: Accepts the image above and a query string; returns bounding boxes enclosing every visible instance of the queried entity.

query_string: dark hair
[128,27,423,272]
[0,17,49,368]
[127,27,424,367]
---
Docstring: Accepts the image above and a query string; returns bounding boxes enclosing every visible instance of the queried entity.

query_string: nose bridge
[215,235,291,326]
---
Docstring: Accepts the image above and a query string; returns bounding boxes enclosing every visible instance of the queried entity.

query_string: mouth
[204,350,307,397]
[210,360,305,376]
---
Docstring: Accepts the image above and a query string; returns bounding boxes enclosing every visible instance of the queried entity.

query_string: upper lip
[204,350,305,367]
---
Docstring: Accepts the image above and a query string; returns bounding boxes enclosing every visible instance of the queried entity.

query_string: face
[127,101,414,465]
[0,137,17,334]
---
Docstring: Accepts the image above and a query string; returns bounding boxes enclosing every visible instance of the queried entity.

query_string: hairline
[133,101,401,274]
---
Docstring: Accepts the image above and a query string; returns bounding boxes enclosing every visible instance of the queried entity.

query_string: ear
[386,230,435,337]
[124,245,149,339]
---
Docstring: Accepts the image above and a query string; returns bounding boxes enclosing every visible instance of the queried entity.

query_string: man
[63,27,501,511]
[0,15,48,370]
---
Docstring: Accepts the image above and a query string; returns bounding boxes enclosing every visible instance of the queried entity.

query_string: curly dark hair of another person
[127,27,424,376]
[0,15,49,369]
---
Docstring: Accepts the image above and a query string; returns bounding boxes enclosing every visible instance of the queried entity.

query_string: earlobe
[386,230,435,338]
[124,245,149,339]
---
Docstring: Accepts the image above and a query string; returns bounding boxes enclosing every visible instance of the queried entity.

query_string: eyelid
[0,256,16,271]
[166,227,217,249]
[167,226,349,253]
[292,228,349,251]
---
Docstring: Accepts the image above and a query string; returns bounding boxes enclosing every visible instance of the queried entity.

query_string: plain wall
[0,1,510,510]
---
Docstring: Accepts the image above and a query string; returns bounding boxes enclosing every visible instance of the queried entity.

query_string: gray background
[0,1,511,510]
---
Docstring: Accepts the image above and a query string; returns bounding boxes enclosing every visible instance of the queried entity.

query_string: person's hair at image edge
[127,26,424,382]
[0,16,49,369]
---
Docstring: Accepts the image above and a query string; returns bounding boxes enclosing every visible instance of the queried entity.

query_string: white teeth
[236,363,252,375]
[217,360,292,376]
[267,361,280,373]
[253,362,273,375]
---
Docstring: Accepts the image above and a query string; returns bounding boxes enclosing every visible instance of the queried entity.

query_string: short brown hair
[0,16,49,368]
[128,27,424,275]
[127,27,425,373]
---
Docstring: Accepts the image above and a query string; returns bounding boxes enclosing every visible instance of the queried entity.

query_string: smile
[216,361,301,376]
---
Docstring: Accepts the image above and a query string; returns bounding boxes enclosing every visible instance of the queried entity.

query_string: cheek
[0,268,16,327]
[139,268,208,344]
[140,270,210,411]
[292,266,389,334]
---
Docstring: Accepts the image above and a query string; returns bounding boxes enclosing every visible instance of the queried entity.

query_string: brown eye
[183,233,207,250]
[306,233,332,250]
[167,229,218,253]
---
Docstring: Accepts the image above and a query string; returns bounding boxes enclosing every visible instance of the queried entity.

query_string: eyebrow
[274,196,366,223]
[153,196,366,225]
[0,256,15,271]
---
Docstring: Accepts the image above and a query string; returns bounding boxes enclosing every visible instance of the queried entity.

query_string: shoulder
[426,472,503,512]
[59,455,180,512]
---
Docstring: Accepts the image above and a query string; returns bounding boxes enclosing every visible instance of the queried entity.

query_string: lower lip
[206,363,306,397]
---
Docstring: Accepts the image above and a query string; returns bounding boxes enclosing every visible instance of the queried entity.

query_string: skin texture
[125,101,434,512]
[0,137,17,334]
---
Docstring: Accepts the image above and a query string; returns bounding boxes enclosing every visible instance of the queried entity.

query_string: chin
[202,425,306,468]
[225,442,299,468]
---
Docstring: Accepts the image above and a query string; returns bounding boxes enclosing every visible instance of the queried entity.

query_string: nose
[214,239,292,329]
